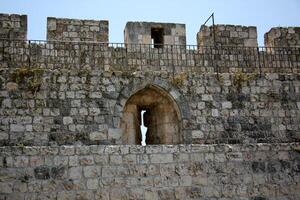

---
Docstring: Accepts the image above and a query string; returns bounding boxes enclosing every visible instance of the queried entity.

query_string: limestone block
[150,154,173,163]
[192,130,204,139]
[83,166,99,178]
[212,109,219,117]
[249,27,257,39]
[202,94,213,101]
[10,124,25,132]
[238,31,249,38]
[6,82,18,91]
[222,101,232,109]
[86,178,98,190]
[108,128,122,140]
[145,189,159,200]
[47,18,56,31]
[60,146,75,155]
[63,117,73,125]
[69,167,82,179]
[0,132,8,140]
[0,182,13,193]
[89,107,101,116]
[164,36,174,45]
[297,102,300,109]
[142,35,151,44]
[78,155,94,165]
[69,156,79,166]
[197,102,205,110]
[244,38,258,47]
[89,131,107,141]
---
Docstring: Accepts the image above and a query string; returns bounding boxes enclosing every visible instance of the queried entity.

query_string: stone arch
[114,78,191,144]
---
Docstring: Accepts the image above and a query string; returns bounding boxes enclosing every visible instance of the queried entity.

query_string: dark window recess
[151,28,164,48]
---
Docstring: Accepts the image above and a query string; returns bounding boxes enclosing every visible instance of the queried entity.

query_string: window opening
[140,110,147,146]
[120,85,182,145]
[151,27,164,48]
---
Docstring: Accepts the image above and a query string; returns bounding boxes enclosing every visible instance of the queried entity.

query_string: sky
[1,0,300,46]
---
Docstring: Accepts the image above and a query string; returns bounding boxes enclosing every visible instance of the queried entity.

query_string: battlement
[197,24,258,47]
[124,22,186,46]
[47,17,109,42]
[1,13,300,48]
[0,13,27,40]
[265,27,300,48]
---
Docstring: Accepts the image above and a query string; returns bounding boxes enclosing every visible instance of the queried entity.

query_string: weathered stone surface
[47,17,108,42]
[0,143,299,199]
[34,166,50,179]
[265,27,300,48]
[198,24,258,47]
[89,131,107,141]
[124,21,186,45]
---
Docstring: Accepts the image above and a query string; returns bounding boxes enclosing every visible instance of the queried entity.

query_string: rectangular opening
[151,27,164,48]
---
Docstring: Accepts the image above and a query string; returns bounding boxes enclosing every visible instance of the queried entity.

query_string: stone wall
[0,143,299,199]
[265,27,300,48]
[47,17,109,42]
[0,13,27,40]
[0,40,299,146]
[124,22,186,45]
[0,13,300,200]
[197,25,257,47]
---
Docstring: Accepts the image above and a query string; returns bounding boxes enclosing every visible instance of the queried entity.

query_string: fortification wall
[1,143,300,199]
[0,13,300,200]
[0,40,299,146]
[0,13,27,40]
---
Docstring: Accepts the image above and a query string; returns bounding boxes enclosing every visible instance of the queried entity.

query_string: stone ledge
[1,143,299,156]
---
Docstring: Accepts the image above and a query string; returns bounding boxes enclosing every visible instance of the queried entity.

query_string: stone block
[244,38,258,47]
[150,154,173,163]
[63,117,73,125]
[192,130,204,139]
[60,146,75,155]
[222,101,232,109]
[108,128,122,141]
[34,166,50,180]
[109,155,123,165]
[212,109,219,117]
[0,182,13,193]
[78,155,94,165]
[69,167,82,179]
[0,132,8,140]
[86,178,98,190]
[83,166,99,178]
[89,131,107,141]
[10,124,25,132]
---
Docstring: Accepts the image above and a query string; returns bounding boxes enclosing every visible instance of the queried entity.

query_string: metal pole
[212,13,216,47]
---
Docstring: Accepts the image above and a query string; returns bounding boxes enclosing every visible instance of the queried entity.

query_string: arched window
[120,85,182,145]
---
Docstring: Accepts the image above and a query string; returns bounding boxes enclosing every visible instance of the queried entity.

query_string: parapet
[0,13,27,40]
[197,24,258,47]
[264,27,300,47]
[124,22,186,46]
[47,17,109,42]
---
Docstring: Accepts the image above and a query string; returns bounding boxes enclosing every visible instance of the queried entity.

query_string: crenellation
[0,13,27,40]
[265,26,300,47]
[124,21,186,45]
[47,17,109,42]
[197,24,258,47]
